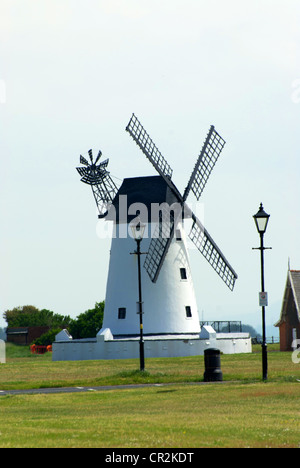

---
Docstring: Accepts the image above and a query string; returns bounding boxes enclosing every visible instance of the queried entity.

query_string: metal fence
[200,321,242,333]
[252,336,280,344]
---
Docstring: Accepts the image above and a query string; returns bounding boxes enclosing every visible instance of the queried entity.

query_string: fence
[252,336,279,345]
[200,321,242,333]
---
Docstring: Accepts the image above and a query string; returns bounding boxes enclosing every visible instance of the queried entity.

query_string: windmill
[76,114,237,338]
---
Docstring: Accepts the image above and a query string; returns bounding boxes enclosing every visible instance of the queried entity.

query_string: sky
[1,0,299,336]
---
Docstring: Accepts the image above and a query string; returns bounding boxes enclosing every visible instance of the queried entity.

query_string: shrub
[33,328,61,346]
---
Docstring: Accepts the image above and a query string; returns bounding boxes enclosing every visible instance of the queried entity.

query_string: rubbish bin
[203,348,223,382]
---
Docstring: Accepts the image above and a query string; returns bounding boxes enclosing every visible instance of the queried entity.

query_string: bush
[33,328,61,346]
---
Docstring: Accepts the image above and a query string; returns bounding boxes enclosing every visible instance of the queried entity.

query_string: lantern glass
[253,203,270,234]
[131,219,146,240]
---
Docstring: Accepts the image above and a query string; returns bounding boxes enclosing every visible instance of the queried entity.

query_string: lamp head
[253,203,270,235]
[131,218,146,241]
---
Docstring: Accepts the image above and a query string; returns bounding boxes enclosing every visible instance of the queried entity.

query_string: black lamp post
[131,219,146,372]
[253,203,271,381]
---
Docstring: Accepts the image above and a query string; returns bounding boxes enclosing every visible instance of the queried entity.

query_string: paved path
[0,381,224,396]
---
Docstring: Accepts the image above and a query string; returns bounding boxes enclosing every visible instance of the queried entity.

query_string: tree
[3,305,40,327]
[69,302,104,339]
[241,324,261,339]
[3,302,105,343]
[3,305,71,329]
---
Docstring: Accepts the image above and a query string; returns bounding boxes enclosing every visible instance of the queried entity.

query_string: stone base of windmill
[52,326,251,362]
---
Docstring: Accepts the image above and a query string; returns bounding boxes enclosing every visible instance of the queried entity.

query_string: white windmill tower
[76,114,238,341]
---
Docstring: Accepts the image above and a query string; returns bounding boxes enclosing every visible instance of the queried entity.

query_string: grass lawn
[0,343,299,448]
[0,343,296,390]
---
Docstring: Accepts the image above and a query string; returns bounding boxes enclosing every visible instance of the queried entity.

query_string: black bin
[203,348,223,382]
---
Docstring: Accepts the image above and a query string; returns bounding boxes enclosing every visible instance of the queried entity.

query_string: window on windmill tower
[180,267,187,280]
[175,229,182,241]
[185,306,192,318]
[118,308,126,320]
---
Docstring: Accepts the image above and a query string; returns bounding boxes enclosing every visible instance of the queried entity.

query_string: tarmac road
[0,381,223,396]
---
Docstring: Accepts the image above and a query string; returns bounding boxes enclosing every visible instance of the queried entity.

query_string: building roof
[106,175,181,223]
[290,271,300,315]
[6,327,28,335]
[275,270,300,326]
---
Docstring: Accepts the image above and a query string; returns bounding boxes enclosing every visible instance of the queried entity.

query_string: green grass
[0,382,299,448]
[0,343,300,448]
[1,343,298,390]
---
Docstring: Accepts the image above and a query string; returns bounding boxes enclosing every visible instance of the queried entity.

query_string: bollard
[203,348,223,382]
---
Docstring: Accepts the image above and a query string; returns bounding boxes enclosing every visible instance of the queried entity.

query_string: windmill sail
[126,113,173,181]
[77,158,109,185]
[189,215,238,291]
[183,126,225,201]
[144,206,176,283]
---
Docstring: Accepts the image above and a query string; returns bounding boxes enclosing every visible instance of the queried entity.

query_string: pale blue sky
[1,0,299,335]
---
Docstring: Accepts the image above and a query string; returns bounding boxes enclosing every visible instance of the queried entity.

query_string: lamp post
[131,219,146,372]
[253,203,271,381]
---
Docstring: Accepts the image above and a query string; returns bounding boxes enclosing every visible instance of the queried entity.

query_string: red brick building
[275,270,300,351]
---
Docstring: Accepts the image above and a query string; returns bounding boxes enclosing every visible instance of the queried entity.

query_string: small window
[180,267,187,280]
[185,306,192,318]
[175,229,182,241]
[118,307,126,320]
